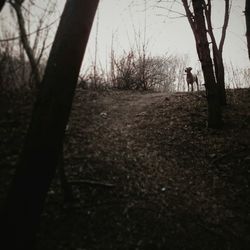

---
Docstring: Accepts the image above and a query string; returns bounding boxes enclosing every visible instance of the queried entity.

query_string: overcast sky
[84,0,249,72]
[1,0,249,73]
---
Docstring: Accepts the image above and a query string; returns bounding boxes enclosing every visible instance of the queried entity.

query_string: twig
[0,17,59,42]
[69,179,115,188]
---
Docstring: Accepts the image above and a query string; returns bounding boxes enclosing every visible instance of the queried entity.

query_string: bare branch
[219,0,231,53]
[182,0,195,30]
[0,17,59,42]
[153,5,186,17]
[202,0,218,51]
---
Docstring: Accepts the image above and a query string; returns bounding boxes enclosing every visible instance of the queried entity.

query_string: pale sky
[1,0,249,73]
[84,0,249,72]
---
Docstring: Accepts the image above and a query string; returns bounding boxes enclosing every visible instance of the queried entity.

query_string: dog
[185,67,199,92]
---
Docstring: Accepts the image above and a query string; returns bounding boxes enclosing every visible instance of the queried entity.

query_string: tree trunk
[204,0,229,106]
[213,50,227,105]
[246,0,250,59]
[216,0,229,105]
[201,0,229,106]
[1,1,99,249]
[192,0,222,128]
[0,0,6,12]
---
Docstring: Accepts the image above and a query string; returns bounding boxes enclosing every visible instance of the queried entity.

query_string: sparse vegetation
[110,51,178,91]
[0,1,250,249]
[1,87,250,249]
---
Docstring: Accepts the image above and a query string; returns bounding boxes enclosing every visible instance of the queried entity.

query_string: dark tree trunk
[204,0,229,106]
[0,0,6,12]
[192,0,222,128]
[184,0,228,106]
[246,0,250,59]
[213,51,227,105]
[182,0,222,128]
[1,1,99,249]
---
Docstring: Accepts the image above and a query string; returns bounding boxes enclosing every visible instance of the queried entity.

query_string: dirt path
[65,91,172,191]
[96,91,168,130]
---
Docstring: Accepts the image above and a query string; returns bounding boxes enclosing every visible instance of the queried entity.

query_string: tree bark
[1,1,99,249]
[246,0,250,59]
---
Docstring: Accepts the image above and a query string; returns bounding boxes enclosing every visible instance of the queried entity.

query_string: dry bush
[225,63,250,89]
[110,50,189,92]
[112,51,137,90]
[0,42,31,92]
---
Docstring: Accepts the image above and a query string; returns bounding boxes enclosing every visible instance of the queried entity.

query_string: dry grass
[1,88,250,249]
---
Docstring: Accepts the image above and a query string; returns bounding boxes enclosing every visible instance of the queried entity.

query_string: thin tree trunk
[202,0,229,105]
[246,0,250,59]
[213,52,227,105]
[215,0,229,105]
[0,0,6,12]
[192,0,221,128]
[10,1,41,87]
[182,0,222,128]
[1,1,99,249]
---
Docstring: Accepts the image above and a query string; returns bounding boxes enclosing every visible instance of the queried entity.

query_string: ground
[0,88,250,249]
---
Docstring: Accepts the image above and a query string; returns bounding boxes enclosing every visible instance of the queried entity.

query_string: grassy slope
[0,88,250,249]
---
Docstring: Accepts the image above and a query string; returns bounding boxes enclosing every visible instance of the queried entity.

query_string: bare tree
[202,0,231,105]
[1,1,99,249]
[9,0,41,87]
[182,0,222,128]
[154,0,230,105]
[1,1,59,89]
[245,0,250,59]
[182,0,230,106]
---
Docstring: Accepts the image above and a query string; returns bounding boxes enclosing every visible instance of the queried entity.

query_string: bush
[110,50,183,91]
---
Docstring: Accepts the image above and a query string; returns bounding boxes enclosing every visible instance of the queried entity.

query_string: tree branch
[219,0,231,54]
[154,5,186,17]
[202,0,218,51]
[245,0,250,59]
[0,18,59,42]
[182,0,195,31]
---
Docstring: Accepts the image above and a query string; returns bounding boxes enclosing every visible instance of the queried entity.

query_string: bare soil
[1,88,250,250]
